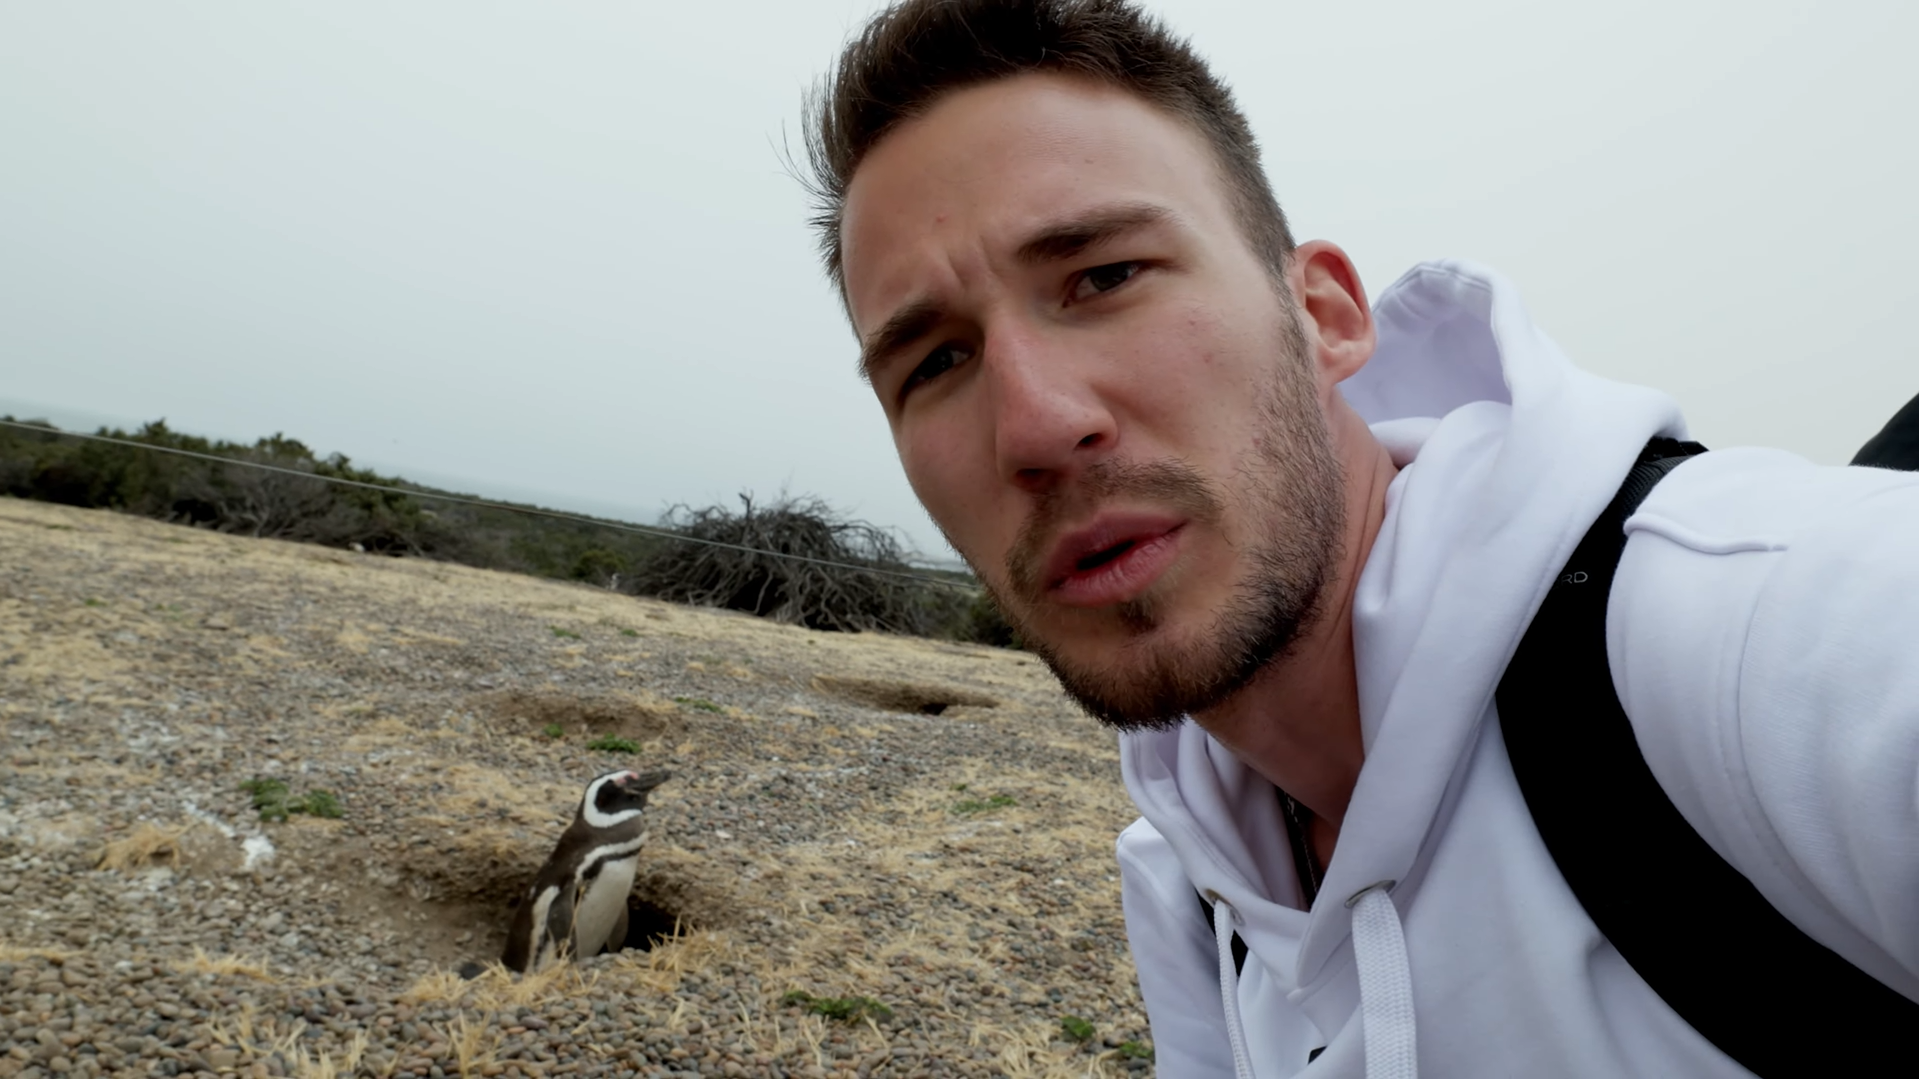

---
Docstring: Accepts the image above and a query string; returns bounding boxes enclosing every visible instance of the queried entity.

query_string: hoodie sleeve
[1609,448,1919,998]
[1116,817,1240,1077]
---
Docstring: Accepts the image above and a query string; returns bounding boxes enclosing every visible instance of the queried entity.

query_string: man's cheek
[900,437,961,519]
[903,440,1001,556]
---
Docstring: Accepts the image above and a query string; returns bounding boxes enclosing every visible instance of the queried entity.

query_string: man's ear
[1289,240,1375,388]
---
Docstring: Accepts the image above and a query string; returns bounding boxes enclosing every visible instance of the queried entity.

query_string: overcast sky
[3,1,1914,560]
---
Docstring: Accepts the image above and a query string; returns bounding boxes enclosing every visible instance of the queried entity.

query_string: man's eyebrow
[1014,203,1171,266]
[857,204,1172,384]
[859,298,944,384]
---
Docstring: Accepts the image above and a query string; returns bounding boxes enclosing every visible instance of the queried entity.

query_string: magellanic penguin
[502,768,670,974]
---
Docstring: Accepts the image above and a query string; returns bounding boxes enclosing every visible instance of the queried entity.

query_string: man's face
[840,73,1345,728]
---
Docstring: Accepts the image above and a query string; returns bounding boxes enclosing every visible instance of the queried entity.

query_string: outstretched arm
[1612,448,1919,999]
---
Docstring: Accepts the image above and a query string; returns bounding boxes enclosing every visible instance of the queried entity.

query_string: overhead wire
[0,417,978,591]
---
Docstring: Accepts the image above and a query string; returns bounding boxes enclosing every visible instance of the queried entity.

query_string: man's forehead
[839,72,1222,330]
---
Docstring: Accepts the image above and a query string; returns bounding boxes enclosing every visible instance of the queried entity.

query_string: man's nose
[985,323,1117,493]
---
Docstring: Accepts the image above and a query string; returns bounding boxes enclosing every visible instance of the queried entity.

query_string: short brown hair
[805,0,1295,297]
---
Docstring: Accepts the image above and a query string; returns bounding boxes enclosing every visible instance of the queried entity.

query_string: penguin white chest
[572,853,640,955]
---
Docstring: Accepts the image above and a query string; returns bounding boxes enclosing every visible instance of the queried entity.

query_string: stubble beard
[976,308,1346,731]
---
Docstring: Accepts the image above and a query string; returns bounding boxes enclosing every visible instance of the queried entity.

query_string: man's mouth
[1041,515,1186,608]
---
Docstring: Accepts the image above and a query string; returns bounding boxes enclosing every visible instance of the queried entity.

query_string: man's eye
[1069,261,1142,303]
[901,343,971,397]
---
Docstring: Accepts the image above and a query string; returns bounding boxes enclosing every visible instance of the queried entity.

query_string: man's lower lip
[1047,529,1182,607]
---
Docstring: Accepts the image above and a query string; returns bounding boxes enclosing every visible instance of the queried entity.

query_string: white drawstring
[1210,884,1418,1079]
[1210,894,1257,1079]
[1347,881,1419,1079]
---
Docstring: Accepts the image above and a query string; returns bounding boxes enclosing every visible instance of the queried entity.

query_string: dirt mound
[475,687,682,742]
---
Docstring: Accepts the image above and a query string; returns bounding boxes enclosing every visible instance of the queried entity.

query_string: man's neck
[1193,415,1399,860]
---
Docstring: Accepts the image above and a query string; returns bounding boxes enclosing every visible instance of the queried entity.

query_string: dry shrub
[626,494,960,635]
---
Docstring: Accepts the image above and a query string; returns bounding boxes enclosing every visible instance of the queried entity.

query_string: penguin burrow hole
[618,894,686,952]
[479,688,681,742]
[374,836,708,969]
[492,881,696,955]
[808,675,999,716]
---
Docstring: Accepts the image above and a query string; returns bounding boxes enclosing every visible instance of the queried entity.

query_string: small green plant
[673,696,723,714]
[242,778,291,821]
[781,991,892,1022]
[586,735,640,753]
[541,723,565,739]
[953,794,1017,815]
[549,626,581,640]
[241,778,343,821]
[951,782,969,792]
[298,790,344,819]
[83,598,104,607]
[1060,1016,1096,1043]
[618,628,639,638]
[1116,1041,1154,1061]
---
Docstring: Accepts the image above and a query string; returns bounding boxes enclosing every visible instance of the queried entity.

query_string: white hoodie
[1116,260,1919,1078]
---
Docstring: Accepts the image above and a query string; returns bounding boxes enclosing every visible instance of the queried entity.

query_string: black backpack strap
[1851,390,1919,470]
[1498,436,1919,1076]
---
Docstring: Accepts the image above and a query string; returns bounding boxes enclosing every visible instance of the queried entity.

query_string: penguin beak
[617,769,671,793]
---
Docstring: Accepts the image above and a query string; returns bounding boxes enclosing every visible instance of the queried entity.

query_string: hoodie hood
[1120,259,1684,1005]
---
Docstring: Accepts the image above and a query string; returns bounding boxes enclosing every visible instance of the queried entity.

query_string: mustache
[1004,457,1224,602]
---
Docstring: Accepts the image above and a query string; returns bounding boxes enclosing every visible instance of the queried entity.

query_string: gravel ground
[0,498,1154,1078]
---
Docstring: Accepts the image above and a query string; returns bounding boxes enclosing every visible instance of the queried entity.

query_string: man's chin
[1011,568,1323,732]
[1020,614,1255,733]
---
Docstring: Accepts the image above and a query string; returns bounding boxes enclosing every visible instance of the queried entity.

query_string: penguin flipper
[544,884,580,967]
[502,885,549,974]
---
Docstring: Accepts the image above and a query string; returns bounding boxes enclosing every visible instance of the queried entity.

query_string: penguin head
[579,768,671,829]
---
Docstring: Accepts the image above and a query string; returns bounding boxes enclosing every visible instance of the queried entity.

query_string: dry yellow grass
[173,946,275,980]
[398,967,472,1007]
[96,821,190,871]
[0,943,79,963]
